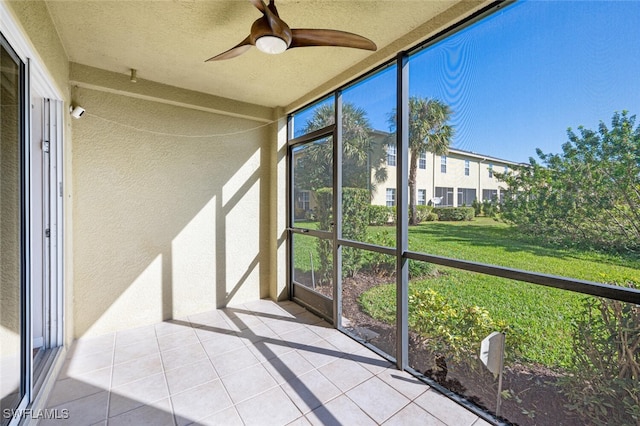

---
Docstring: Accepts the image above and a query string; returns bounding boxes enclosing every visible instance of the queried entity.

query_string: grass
[403,217,640,283]
[361,269,583,367]
[293,217,640,367]
[291,222,322,274]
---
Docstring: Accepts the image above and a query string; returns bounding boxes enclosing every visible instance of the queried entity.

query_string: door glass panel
[0,40,24,424]
[292,137,333,231]
[292,233,333,299]
[290,96,335,139]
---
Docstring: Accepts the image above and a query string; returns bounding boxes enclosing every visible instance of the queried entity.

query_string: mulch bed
[309,273,584,426]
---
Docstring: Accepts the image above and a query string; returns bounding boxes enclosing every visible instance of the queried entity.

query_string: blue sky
[295,1,640,164]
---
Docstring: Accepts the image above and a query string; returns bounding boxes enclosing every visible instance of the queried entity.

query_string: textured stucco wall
[6,0,69,98]
[71,86,272,338]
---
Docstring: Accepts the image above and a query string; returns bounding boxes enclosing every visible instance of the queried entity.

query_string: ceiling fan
[206,0,377,61]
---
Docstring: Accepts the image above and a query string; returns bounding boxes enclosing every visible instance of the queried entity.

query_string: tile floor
[41,300,491,426]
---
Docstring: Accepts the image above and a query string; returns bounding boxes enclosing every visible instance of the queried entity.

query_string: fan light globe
[256,36,287,54]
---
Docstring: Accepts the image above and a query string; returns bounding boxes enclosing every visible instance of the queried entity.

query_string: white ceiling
[45,0,477,110]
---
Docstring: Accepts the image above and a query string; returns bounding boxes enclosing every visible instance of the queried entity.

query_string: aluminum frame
[286,0,639,423]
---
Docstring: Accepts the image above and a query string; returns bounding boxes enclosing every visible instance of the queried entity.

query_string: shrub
[471,199,482,217]
[368,205,393,226]
[294,207,306,220]
[415,205,434,223]
[409,260,435,279]
[561,280,640,425]
[305,209,317,221]
[408,288,512,362]
[316,187,370,281]
[425,212,438,222]
[362,229,396,275]
[499,112,640,253]
[316,188,333,283]
[482,199,498,217]
[434,207,474,221]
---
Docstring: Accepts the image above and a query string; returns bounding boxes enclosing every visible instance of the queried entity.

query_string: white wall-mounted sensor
[70,105,85,119]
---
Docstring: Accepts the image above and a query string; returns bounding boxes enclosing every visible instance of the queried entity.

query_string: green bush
[433,207,474,221]
[362,229,395,275]
[425,212,438,222]
[294,207,306,220]
[499,112,640,253]
[414,205,434,223]
[316,188,334,284]
[368,205,393,226]
[561,280,640,425]
[389,206,397,224]
[408,288,512,362]
[409,260,435,279]
[482,199,498,217]
[316,187,370,281]
[471,199,482,216]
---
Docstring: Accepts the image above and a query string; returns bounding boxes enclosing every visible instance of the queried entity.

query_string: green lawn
[402,217,640,283]
[293,217,640,367]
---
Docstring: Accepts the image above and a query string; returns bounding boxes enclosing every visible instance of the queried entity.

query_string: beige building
[371,146,521,208]
[292,130,520,216]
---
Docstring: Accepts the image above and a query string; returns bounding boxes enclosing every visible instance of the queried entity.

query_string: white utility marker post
[480,331,506,417]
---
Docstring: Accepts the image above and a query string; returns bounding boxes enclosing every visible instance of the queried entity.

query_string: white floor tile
[45,301,480,426]
[346,376,410,423]
[220,363,278,404]
[235,387,302,426]
[414,390,479,426]
[172,380,233,426]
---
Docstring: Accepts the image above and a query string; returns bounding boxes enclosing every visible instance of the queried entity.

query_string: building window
[488,163,494,178]
[457,188,476,206]
[387,145,396,166]
[386,188,396,207]
[483,189,498,201]
[418,189,426,205]
[419,152,427,169]
[504,165,509,174]
[464,159,470,176]
[435,187,454,207]
[440,155,447,173]
[297,191,310,211]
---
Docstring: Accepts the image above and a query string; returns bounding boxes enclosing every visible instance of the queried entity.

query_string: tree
[294,103,387,194]
[295,103,387,282]
[498,111,640,253]
[390,97,454,225]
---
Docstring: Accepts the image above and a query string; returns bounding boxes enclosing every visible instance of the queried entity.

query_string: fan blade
[249,0,281,17]
[290,29,376,51]
[248,0,267,14]
[205,36,253,61]
[267,0,280,17]
[252,0,289,41]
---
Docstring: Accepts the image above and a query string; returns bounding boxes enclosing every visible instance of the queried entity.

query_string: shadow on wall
[71,86,273,338]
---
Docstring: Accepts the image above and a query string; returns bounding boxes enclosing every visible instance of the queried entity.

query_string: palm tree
[296,102,387,192]
[390,96,454,225]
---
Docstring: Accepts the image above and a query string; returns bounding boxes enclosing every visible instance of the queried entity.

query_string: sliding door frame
[1,4,65,424]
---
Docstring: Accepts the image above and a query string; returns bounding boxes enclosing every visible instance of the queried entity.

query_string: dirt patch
[309,274,583,426]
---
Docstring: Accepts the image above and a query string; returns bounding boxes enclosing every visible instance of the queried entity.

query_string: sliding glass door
[0,35,27,426]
